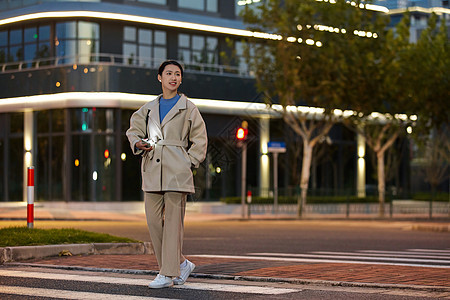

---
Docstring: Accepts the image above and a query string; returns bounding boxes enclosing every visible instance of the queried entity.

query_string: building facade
[1,0,426,203]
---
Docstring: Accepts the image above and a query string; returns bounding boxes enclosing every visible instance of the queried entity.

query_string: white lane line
[0,285,174,300]
[248,252,450,264]
[407,249,450,254]
[359,250,450,256]
[0,270,297,295]
[176,283,298,295]
[313,251,450,259]
[188,254,450,269]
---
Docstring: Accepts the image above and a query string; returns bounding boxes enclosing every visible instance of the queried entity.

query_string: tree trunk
[298,142,313,217]
[376,150,386,217]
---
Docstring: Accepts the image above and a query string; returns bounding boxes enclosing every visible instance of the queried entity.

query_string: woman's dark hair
[158,60,184,77]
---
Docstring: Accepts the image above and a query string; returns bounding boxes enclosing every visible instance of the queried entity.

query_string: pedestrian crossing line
[248,252,450,264]
[408,249,450,254]
[0,270,298,295]
[188,254,450,268]
[0,285,175,300]
[360,249,450,256]
[312,251,450,259]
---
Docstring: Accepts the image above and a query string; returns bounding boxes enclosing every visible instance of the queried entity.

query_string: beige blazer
[126,94,208,193]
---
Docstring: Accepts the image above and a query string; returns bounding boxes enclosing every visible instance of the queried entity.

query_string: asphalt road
[1,219,449,255]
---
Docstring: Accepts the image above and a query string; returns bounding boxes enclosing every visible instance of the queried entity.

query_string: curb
[5,262,450,293]
[0,242,153,264]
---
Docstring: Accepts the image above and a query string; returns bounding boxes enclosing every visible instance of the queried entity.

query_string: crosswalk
[191,248,450,268]
[0,269,299,299]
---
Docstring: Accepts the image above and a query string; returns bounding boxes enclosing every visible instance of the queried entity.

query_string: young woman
[126,60,207,288]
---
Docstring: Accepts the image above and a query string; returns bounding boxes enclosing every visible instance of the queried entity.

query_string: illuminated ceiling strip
[0,11,282,40]
[0,92,415,121]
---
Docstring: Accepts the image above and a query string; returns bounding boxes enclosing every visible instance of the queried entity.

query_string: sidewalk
[7,252,450,291]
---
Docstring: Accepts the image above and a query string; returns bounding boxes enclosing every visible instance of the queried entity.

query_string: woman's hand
[136,140,153,151]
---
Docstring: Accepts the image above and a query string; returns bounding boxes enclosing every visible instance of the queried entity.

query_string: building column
[357,132,366,198]
[259,117,270,197]
[23,110,34,202]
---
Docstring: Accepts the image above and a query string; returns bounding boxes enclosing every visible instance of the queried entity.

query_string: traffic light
[236,121,248,141]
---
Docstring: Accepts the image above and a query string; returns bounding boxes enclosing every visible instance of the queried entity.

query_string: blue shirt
[159,94,180,123]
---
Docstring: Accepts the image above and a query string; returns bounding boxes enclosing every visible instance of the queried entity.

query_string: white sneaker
[148,274,173,289]
[173,259,195,285]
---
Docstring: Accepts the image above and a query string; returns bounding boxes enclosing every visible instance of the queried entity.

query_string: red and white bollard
[27,166,34,229]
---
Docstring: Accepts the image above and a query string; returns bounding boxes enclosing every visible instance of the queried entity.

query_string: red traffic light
[236,127,248,140]
[104,149,110,158]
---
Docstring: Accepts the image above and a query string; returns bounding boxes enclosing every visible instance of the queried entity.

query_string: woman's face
[158,64,182,93]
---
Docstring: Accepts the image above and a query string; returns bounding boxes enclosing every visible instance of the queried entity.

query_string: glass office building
[0,0,421,203]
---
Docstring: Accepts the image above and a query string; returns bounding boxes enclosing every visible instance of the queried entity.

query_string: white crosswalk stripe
[190,248,450,269]
[0,270,298,296]
[0,285,175,300]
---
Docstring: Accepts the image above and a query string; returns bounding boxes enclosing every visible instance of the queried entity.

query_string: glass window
[24,27,37,43]
[138,0,167,4]
[139,29,152,44]
[124,27,136,42]
[123,43,137,64]
[78,21,99,39]
[155,31,166,45]
[0,31,7,46]
[56,40,76,62]
[52,109,65,132]
[179,0,203,10]
[10,112,23,133]
[37,110,50,133]
[39,25,50,41]
[56,22,76,40]
[123,26,166,66]
[179,34,190,48]
[24,44,36,66]
[9,45,23,62]
[9,29,22,45]
[154,46,166,63]
[0,47,6,63]
[0,136,3,202]
[178,33,218,65]
[206,37,218,51]
[37,42,51,59]
[206,0,217,12]
[192,35,204,51]
[8,138,23,201]
[72,135,90,201]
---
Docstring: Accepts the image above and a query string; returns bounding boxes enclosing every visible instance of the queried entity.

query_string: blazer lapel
[160,95,187,128]
[147,96,163,136]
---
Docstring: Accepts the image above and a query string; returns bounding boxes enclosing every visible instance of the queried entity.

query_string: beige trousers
[144,191,186,277]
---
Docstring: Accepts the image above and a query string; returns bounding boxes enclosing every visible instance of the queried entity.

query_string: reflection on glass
[8,138,23,201]
[9,29,22,45]
[39,25,50,41]
[24,27,37,43]
[124,26,136,42]
[139,29,152,44]
[155,31,166,44]
[123,43,137,64]
[56,22,76,39]
[0,31,7,46]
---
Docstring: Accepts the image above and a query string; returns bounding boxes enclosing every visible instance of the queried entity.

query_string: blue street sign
[267,141,286,153]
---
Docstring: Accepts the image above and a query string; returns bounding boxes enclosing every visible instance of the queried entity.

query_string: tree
[342,12,416,217]
[241,0,392,216]
[407,13,449,210]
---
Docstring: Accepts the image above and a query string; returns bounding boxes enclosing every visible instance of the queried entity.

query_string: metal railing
[0,53,251,77]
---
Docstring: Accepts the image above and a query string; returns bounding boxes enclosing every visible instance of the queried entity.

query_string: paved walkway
[19,253,450,289]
